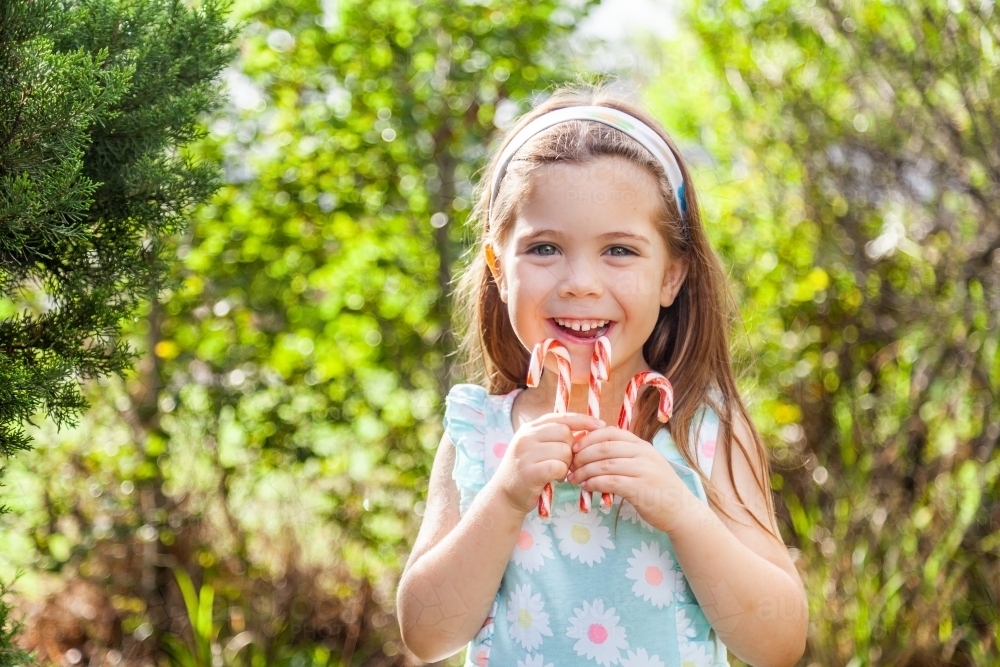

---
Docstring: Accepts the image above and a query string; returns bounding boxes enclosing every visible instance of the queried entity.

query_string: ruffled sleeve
[443,384,489,514]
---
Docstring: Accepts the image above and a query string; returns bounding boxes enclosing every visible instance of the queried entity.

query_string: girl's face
[493,157,688,386]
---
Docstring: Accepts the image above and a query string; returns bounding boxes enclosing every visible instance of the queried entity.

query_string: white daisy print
[675,606,698,642]
[678,641,714,667]
[517,654,554,667]
[566,599,629,666]
[552,502,615,566]
[483,425,509,474]
[619,500,653,531]
[625,541,679,609]
[511,513,555,572]
[506,584,552,651]
[621,647,666,667]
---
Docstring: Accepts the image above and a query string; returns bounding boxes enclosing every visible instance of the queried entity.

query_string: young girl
[396,85,808,667]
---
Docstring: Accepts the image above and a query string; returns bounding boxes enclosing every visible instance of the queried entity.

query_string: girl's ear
[660,256,689,307]
[484,243,508,302]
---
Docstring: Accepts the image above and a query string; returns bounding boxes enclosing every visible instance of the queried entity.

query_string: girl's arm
[569,415,807,667]
[665,413,807,667]
[397,412,603,662]
[396,434,526,662]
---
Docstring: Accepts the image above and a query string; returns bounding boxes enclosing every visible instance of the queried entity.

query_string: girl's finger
[529,423,592,447]
[568,458,640,485]
[529,422,573,442]
[572,426,641,452]
[530,420,605,445]
[578,473,628,495]
[527,440,577,466]
[529,412,606,431]
[543,460,570,483]
[570,439,643,468]
[569,440,628,470]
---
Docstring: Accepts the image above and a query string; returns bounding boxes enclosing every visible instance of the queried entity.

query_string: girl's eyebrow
[516,229,564,244]
[597,231,651,245]
[516,229,652,245]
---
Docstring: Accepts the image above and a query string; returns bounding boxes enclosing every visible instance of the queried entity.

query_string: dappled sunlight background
[2,0,997,666]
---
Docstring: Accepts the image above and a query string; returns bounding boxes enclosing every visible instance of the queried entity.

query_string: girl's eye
[529,243,558,256]
[607,246,636,257]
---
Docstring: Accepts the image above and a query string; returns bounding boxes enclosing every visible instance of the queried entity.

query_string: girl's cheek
[615,268,661,300]
[611,270,639,297]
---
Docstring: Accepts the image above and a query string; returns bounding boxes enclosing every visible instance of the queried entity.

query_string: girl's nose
[557,254,604,298]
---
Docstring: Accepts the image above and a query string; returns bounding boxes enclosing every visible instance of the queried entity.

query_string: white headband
[488,105,687,223]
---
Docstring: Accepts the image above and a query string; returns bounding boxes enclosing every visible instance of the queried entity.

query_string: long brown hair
[451,82,778,537]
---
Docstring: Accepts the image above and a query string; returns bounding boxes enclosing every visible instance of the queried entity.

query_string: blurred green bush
[3,0,598,665]
[2,0,998,666]
[650,1,999,664]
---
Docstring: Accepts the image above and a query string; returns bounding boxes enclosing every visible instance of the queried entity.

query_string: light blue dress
[444,384,731,667]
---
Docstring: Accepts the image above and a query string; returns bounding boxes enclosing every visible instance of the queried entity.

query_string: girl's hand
[493,413,605,515]
[568,426,691,533]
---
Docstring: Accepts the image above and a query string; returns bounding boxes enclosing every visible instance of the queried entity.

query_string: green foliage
[0,468,28,666]
[166,0,597,582]
[0,580,30,667]
[161,568,356,667]
[162,569,221,667]
[1,0,598,664]
[0,0,235,456]
[0,1,234,664]
[11,0,998,664]
[644,0,1000,664]
[162,569,258,667]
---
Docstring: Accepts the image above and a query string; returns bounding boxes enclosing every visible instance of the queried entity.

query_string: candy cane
[526,339,571,412]
[581,336,611,513]
[618,371,674,431]
[603,371,674,510]
[526,339,572,518]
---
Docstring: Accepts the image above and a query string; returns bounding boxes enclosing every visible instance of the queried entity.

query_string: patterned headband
[487,105,687,223]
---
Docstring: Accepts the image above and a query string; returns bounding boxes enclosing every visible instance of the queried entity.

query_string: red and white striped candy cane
[604,371,674,511]
[617,371,674,431]
[526,339,571,411]
[581,336,611,513]
[526,339,572,518]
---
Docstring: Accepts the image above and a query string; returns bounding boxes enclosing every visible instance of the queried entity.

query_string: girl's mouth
[549,318,614,342]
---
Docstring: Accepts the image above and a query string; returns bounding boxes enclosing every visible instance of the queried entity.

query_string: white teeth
[554,318,609,332]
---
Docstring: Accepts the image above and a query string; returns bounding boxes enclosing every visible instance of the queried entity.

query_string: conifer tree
[0,0,234,661]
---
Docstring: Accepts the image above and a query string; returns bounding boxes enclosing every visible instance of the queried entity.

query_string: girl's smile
[492,156,688,408]
[546,318,614,344]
